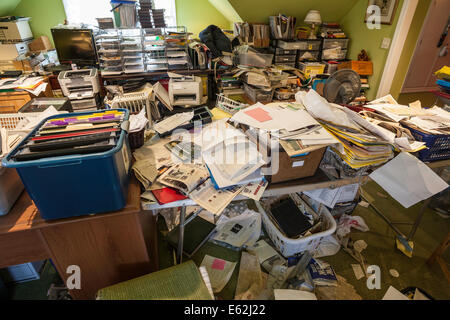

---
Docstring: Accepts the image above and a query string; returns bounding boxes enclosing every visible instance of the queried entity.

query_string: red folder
[151,187,187,204]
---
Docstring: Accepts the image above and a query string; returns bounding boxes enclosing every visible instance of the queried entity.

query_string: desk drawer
[274,55,296,63]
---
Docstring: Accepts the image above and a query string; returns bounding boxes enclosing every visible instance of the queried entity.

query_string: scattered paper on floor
[351,264,365,280]
[382,286,409,300]
[274,289,317,300]
[200,255,236,293]
[234,252,267,300]
[213,209,261,248]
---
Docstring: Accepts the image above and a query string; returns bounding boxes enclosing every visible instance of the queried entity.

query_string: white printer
[58,68,100,112]
[58,68,100,100]
[169,74,202,106]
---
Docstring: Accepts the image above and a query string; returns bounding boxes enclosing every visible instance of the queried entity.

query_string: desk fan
[323,69,361,104]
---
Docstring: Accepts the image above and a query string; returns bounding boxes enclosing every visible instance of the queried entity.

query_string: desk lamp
[304,10,322,39]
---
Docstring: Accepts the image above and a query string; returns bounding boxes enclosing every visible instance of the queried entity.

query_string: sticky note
[244,107,272,122]
[212,258,226,270]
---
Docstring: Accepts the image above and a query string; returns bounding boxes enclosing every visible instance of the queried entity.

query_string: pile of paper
[202,120,266,189]
[368,95,450,136]
[231,101,338,157]
[298,90,394,169]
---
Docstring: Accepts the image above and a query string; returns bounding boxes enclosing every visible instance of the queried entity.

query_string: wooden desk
[0,178,158,300]
[0,78,54,113]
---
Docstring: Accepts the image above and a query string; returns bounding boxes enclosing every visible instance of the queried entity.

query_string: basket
[255,194,337,258]
[128,127,145,149]
[403,125,450,162]
[215,94,249,115]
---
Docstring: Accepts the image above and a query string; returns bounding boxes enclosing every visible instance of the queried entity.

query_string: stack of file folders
[8,110,128,162]
[322,122,394,169]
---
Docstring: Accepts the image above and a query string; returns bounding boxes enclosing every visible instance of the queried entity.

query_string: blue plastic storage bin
[1,109,132,220]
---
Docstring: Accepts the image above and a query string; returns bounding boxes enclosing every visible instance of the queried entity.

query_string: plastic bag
[336,214,369,240]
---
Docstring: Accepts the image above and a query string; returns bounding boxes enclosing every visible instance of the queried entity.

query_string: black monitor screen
[51,28,97,66]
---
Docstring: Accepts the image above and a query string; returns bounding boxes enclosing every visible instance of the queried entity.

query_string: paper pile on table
[298,90,395,168]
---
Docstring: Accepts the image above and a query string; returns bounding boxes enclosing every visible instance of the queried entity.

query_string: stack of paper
[299,90,394,169]
[202,120,266,189]
[231,101,338,157]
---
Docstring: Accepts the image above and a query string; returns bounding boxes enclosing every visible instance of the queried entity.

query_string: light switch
[381,37,391,49]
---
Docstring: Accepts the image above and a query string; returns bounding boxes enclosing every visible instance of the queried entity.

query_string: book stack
[138,0,154,29]
[319,22,346,38]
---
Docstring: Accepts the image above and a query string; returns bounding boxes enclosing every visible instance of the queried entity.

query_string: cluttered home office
[0,0,448,302]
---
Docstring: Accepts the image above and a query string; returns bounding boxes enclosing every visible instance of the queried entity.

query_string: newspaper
[189,179,243,215]
[240,178,269,201]
[132,159,159,189]
[133,137,174,169]
[212,209,261,248]
[200,255,237,293]
[157,163,209,195]
[303,183,359,209]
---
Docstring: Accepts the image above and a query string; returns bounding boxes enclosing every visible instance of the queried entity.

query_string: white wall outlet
[381,37,391,49]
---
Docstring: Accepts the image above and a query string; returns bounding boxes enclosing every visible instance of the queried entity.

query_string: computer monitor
[51,28,98,67]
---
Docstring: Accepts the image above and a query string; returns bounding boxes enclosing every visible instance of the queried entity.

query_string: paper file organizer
[2,109,132,220]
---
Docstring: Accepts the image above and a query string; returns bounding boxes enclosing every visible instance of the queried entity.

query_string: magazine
[157,163,209,195]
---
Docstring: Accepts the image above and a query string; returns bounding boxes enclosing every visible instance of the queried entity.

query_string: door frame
[376,0,420,98]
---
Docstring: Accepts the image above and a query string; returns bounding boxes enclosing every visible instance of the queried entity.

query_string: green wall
[12,0,66,45]
[0,0,20,16]
[176,0,232,37]
[229,0,359,25]
[390,0,431,101]
[339,0,404,100]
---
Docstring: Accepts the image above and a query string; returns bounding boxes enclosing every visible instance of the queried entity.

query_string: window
[154,0,177,27]
[62,0,177,28]
[63,0,114,26]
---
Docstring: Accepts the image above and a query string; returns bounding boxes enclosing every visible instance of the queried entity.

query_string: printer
[169,74,202,106]
[58,68,100,111]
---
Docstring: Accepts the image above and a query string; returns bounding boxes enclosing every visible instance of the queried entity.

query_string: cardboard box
[338,60,373,75]
[28,36,53,53]
[12,59,33,71]
[0,18,33,42]
[268,147,326,183]
[0,42,29,60]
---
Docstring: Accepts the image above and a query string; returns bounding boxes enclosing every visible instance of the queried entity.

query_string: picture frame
[365,0,399,25]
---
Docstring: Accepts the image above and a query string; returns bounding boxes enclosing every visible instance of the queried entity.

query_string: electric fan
[323,69,361,104]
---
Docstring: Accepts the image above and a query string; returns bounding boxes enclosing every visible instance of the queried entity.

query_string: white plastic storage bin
[322,38,349,50]
[255,195,337,257]
[0,261,45,284]
[0,165,24,215]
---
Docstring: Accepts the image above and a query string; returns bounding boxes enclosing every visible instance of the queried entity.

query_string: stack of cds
[152,9,166,28]
[138,0,154,28]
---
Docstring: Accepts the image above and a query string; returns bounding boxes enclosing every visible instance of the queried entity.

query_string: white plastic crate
[254,194,337,257]
[105,84,153,123]
[215,93,249,115]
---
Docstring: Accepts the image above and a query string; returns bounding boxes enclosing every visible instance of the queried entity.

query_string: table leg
[177,206,186,264]
[407,197,431,242]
